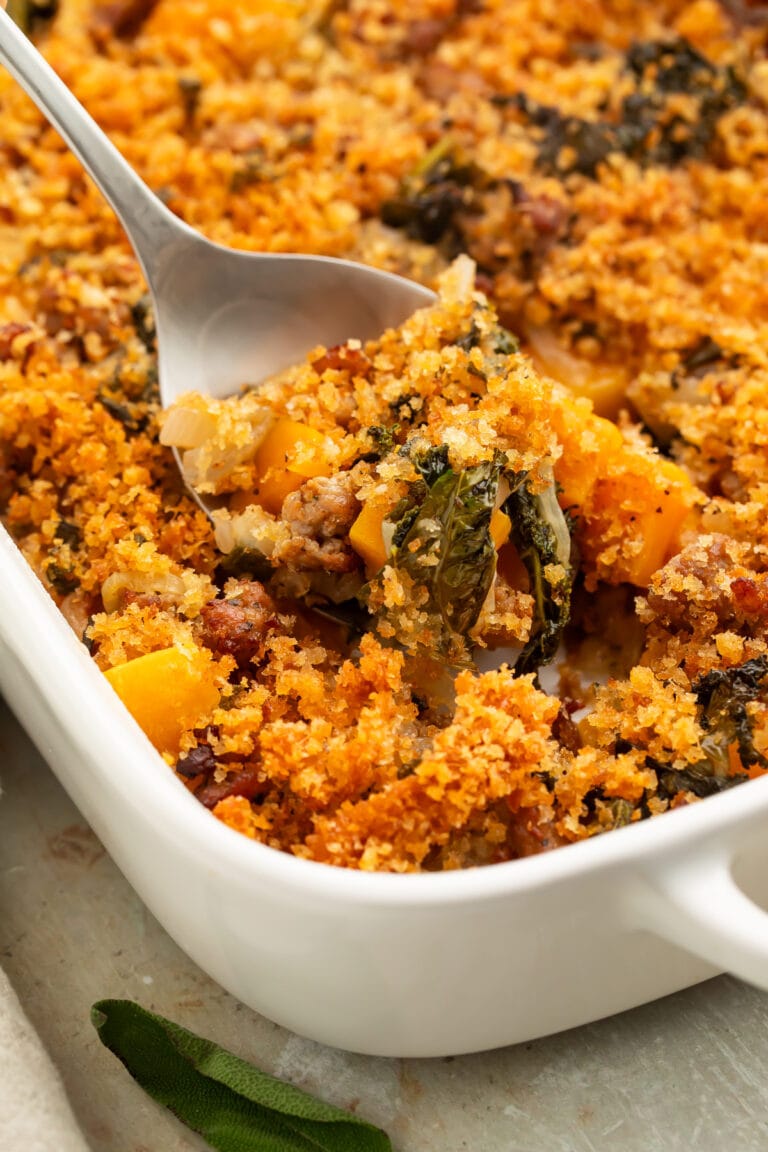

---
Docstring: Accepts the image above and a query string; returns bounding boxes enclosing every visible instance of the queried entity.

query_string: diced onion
[159,402,218,449]
[101,571,186,613]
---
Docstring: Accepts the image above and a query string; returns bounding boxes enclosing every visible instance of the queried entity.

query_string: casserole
[3,520,768,1058]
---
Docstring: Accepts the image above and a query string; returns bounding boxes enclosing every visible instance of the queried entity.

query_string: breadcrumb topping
[3,0,768,869]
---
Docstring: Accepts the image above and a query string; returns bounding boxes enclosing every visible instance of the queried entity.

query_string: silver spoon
[0,9,434,414]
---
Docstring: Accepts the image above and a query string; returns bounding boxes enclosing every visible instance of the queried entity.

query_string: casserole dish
[3,520,768,1058]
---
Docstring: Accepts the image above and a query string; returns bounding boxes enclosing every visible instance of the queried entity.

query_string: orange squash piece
[490,508,512,551]
[550,395,625,512]
[594,459,694,587]
[105,646,220,755]
[253,418,331,513]
[551,392,695,587]
[350,500,389,574]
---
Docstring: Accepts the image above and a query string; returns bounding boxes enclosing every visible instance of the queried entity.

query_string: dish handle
[633,847,768,989]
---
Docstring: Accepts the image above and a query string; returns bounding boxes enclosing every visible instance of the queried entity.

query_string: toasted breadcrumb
[3,0,768,869]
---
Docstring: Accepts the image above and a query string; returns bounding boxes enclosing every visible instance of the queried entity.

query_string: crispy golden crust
[3,0,768,869]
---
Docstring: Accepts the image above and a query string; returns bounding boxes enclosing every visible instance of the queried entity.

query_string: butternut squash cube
[253,418,331,513]
[105,646,220,755]
[551,396,624,512]
[490,508,512,550]
[350,500,389,574]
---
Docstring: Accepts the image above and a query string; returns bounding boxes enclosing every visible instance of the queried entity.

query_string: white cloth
[0,966,90,1152]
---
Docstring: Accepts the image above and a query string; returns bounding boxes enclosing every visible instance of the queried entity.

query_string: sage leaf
[91,1000,393,1152]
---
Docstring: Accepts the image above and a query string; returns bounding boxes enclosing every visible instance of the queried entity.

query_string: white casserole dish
[3,521,768,1057]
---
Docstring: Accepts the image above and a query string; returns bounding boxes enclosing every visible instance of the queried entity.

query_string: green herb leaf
[646,656,768,802]
[379,139,481,246]
[503,475,572,677]
[654,763,741,800]
[390,455,503,657]
[91,1000,393,1152]
[694,655,768,772]
[519,37,746,178]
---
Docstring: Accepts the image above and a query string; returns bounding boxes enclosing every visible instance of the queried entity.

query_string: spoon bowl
[152,243,434,405]
[0,8,434,412]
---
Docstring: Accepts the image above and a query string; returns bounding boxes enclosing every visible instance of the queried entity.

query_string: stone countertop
[2,697,768,1152]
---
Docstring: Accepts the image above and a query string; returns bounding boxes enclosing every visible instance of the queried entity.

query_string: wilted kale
[671,336,738,389]
[130,293,156,352]
[53,519,82,548]
[96,388,149,436]
[358,424,401,463]
[380,139,481,246]
[177,76,202,126]
[96,357,158,436]
[579,787,636,828]
[493,326,520,356]
[655,763,743,800]
[503,477,572,676]
[45,561,79,596]
[387,454,504,656]
[647,656,768,802]
[518,37,747,178]
[516,96,616,178]
[694,655,768,772]
[385,444,453,549]
[411,443,451,487]
[216,546,273,583]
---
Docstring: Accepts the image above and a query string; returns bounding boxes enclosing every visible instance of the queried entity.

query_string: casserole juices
[4,0,768,1050]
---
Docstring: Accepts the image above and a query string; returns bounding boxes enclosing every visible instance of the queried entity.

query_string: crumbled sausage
[90,0,159,40]
[197,763,264,809]
[199,580,281,668]
[643,534,741,629]
[644,534,768,635]
[176,744,216,779]
[731,575,768,619]
[718,0,768,27]
[272,474,360,573]
[0,322,34,361]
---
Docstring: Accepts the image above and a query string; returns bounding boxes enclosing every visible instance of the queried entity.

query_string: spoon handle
[0,9,190,284]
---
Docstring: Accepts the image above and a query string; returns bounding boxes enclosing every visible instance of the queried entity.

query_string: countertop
[2,696,768,1152]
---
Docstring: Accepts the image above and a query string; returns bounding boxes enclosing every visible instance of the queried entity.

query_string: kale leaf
[647,656,768,802]
[518,37,747,179]
[7,0,58,33]
[390,454,504,655]
[380,139,480,246]
[655,764,742,800]
[411,443,451,488]
[357,424,401,463]
[216,546,273,582]
[694,655,768,771]
[503,476,572,676]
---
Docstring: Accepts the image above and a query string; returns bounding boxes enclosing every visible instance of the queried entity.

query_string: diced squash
[616,459,693,586]
[252,418,332,514]
[551,391,696,588]
[253,468,304,513]
[551,395,625,511]
[588,455,695,587]
[350,500,389,574]
[105,646,220,755]
[490,508,512,551]
[527,326,630,417]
